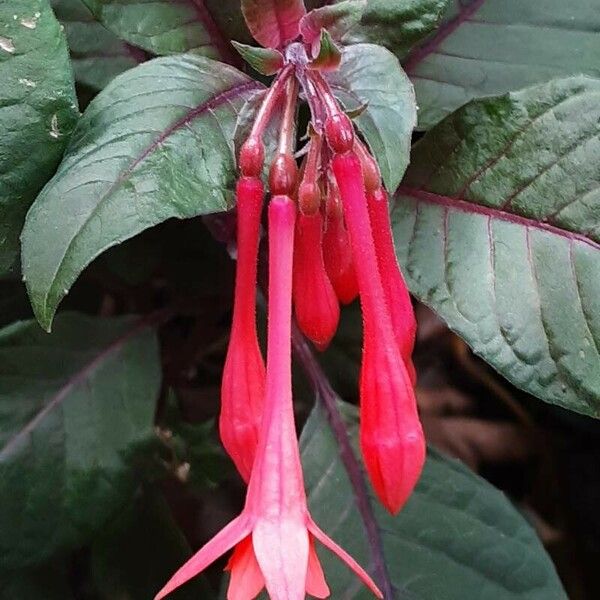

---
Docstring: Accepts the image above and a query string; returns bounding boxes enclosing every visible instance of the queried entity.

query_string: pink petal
[242,0,306,49]
[308,519,383,599]
[305,536,330,598]
[252,518,309,600]
[154,516,250,600]
[226,537,266,600]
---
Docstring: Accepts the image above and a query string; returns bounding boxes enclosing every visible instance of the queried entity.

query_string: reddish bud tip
[240,138,265,178]
[356,145,381,193]
[293,212,340,349]
[298,181,322,215]
[269,153,298,196]
[324,113,355,154]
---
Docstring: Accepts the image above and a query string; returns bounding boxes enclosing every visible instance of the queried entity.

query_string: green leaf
[394,76,600,417]
[0,0,78,275]
[231,41,283,75]
[91,489,212,599]
[300,401,566,599]
[51,0,144,90]
[403,0,600,128]
[307,0,451,60]
[326,43,416,192]
[0,313,161,568]
[21,54,262,330]
[86,0,243,63]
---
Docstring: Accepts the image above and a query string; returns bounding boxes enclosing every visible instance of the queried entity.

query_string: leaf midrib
[42,79,261,323]
[396,187,600,252]
[0,314,160,461]
[403,0,486,73]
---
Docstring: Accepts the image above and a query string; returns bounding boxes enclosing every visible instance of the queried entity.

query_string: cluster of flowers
[156,4,425,599]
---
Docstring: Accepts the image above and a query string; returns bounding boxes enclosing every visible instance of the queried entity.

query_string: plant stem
[290,325,395,599]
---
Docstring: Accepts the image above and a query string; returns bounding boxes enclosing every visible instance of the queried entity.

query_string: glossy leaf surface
[0,0,78,274]
[0,313,161,568]
[403,0,600,128]
[21,55,261,330]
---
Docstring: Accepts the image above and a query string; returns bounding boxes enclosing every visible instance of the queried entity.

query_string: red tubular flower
[155,196,382,600]
[293,210,340,350]
[332,151,425,515]
[322,186,358,305]
[367,188,417,384]
[220,176,266,482]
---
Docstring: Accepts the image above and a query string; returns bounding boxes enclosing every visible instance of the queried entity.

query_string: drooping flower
[293,210,340,350]
[367,187,417,384]
[330,142,425,515]
[155,195,382,600]
[220,176,266,481]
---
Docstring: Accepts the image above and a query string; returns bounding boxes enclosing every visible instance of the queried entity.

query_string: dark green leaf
[403,0,600,128]
[86,0,244,63]
[51,0,144,91]
[231,41,283,75]
[21,54,262,330]
[300,401,566,599]
[307,0,451,60]
[394,76,600,417]
[0,313,161,568]
[160,391,232,492]
[0,0,78,275]
[326,43,416,192]
[91,489,212,599]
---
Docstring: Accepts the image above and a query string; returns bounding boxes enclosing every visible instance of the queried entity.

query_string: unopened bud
[324,113,355,154]
[239,137,265,178]
[269,153,298,196]
[356,145,381,193]
[298,181,321,215]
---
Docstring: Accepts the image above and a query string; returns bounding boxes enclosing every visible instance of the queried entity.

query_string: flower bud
[220,177,266,481]
[269,153,298,196]
[332,152,425,513]
[323,209,358,305]
[298,181,321,216]
[293,211,340,350]
[324,113,355,154]
[367,188,417,383]
[240,138,265,178]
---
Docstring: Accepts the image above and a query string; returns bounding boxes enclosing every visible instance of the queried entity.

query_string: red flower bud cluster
[158,3,424,597]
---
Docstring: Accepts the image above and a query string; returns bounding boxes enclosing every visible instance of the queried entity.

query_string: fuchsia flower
[322,183,359,305]
[293,210,340,350]
[332,149,425,514]
[162,1,427,596]
[366,188,417,385]
[220,176,266,481]
[155,195,382,600]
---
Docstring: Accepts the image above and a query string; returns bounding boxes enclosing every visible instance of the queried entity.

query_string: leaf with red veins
[232,41,285,75]
[242,0,306,49]
[308,29,342,71]
[300,0,366,46]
